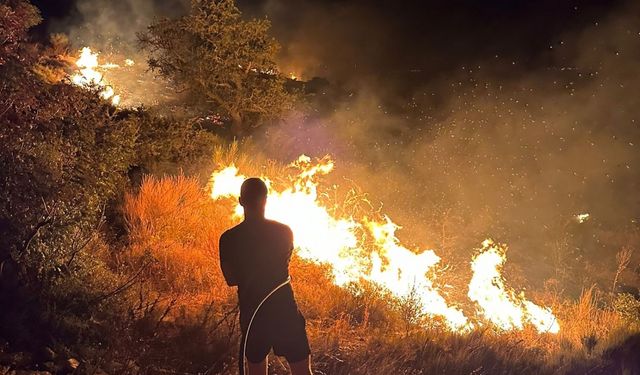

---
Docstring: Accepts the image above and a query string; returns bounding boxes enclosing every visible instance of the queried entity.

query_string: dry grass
[552,286,627,361]
[211,142,284,182]
[124,174,232,298]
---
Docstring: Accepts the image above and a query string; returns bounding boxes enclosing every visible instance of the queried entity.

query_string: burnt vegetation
[1,1,640,374]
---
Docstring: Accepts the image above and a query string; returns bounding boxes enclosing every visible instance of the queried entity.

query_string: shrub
[0,2,221,350]
[118,109,220,179]
[124,175,232,298]
[0,76,137,285]
[553,286,625,359]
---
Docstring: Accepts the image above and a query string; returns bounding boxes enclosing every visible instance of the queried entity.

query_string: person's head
[239,178,268,217]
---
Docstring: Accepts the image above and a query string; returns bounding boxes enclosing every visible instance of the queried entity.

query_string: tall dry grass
[553,286,627,359]
[211,142,284,182]
[124,175,232,298]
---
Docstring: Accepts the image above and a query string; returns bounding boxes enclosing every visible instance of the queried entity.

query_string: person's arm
[219,232,239,286]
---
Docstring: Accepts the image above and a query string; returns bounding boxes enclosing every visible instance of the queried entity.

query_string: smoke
[47,0,188,53]
[252,0,640,288]
[41,0,189,107]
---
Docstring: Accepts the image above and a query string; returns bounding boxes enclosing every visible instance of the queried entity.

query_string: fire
[209,155,559,334]
[71,47,121,105]
[576,213,590,223]
[468,240,560,333]
[367,217,469,329]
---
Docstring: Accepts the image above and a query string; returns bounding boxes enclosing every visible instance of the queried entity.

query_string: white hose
[242,276,292,374]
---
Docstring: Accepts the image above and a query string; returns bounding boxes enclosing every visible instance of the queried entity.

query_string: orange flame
[209,155,559,334]
[468,239,560,333]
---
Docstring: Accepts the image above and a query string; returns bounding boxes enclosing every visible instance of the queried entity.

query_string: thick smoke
[252,0,640,289]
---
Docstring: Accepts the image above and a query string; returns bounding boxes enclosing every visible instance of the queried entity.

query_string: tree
[139,0,295,136]
[0,0,41,66]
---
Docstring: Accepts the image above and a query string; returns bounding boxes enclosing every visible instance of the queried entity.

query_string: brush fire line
[209,155,560,334]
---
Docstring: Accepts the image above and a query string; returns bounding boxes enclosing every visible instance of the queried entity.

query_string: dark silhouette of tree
[139,0,295,136]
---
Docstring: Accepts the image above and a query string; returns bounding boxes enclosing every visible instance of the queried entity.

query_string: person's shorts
[241,295,311,363]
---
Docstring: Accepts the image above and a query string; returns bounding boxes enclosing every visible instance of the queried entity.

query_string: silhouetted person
[219,178,312,375]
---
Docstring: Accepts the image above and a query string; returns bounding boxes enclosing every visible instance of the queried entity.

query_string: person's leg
[247,357,267,375]
[243,311,270,375]
[288,356,312,375]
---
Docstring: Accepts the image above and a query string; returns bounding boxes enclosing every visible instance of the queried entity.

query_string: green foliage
[0,62,136,285]
[0,9,140,343]
[0,0,41,65]
[0,0,218,297]
[0,2,224,354]
[139,0,296,136]
[118,108,220,177]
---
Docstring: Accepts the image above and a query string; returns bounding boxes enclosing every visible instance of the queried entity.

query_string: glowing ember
[209,156,559,333]
[576,213,590,223]
[468,239,560,333]
[71,47,121,105]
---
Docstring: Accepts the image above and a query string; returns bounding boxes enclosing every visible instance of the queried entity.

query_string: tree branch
[21,218,53,255]
[89,261,151,305]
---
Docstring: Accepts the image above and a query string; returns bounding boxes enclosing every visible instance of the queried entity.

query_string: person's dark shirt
[219,218,294,313]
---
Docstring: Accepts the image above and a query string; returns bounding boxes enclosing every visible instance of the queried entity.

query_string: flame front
[71,47,121,105]
[209,156,559,334]
[468,239,560,333]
